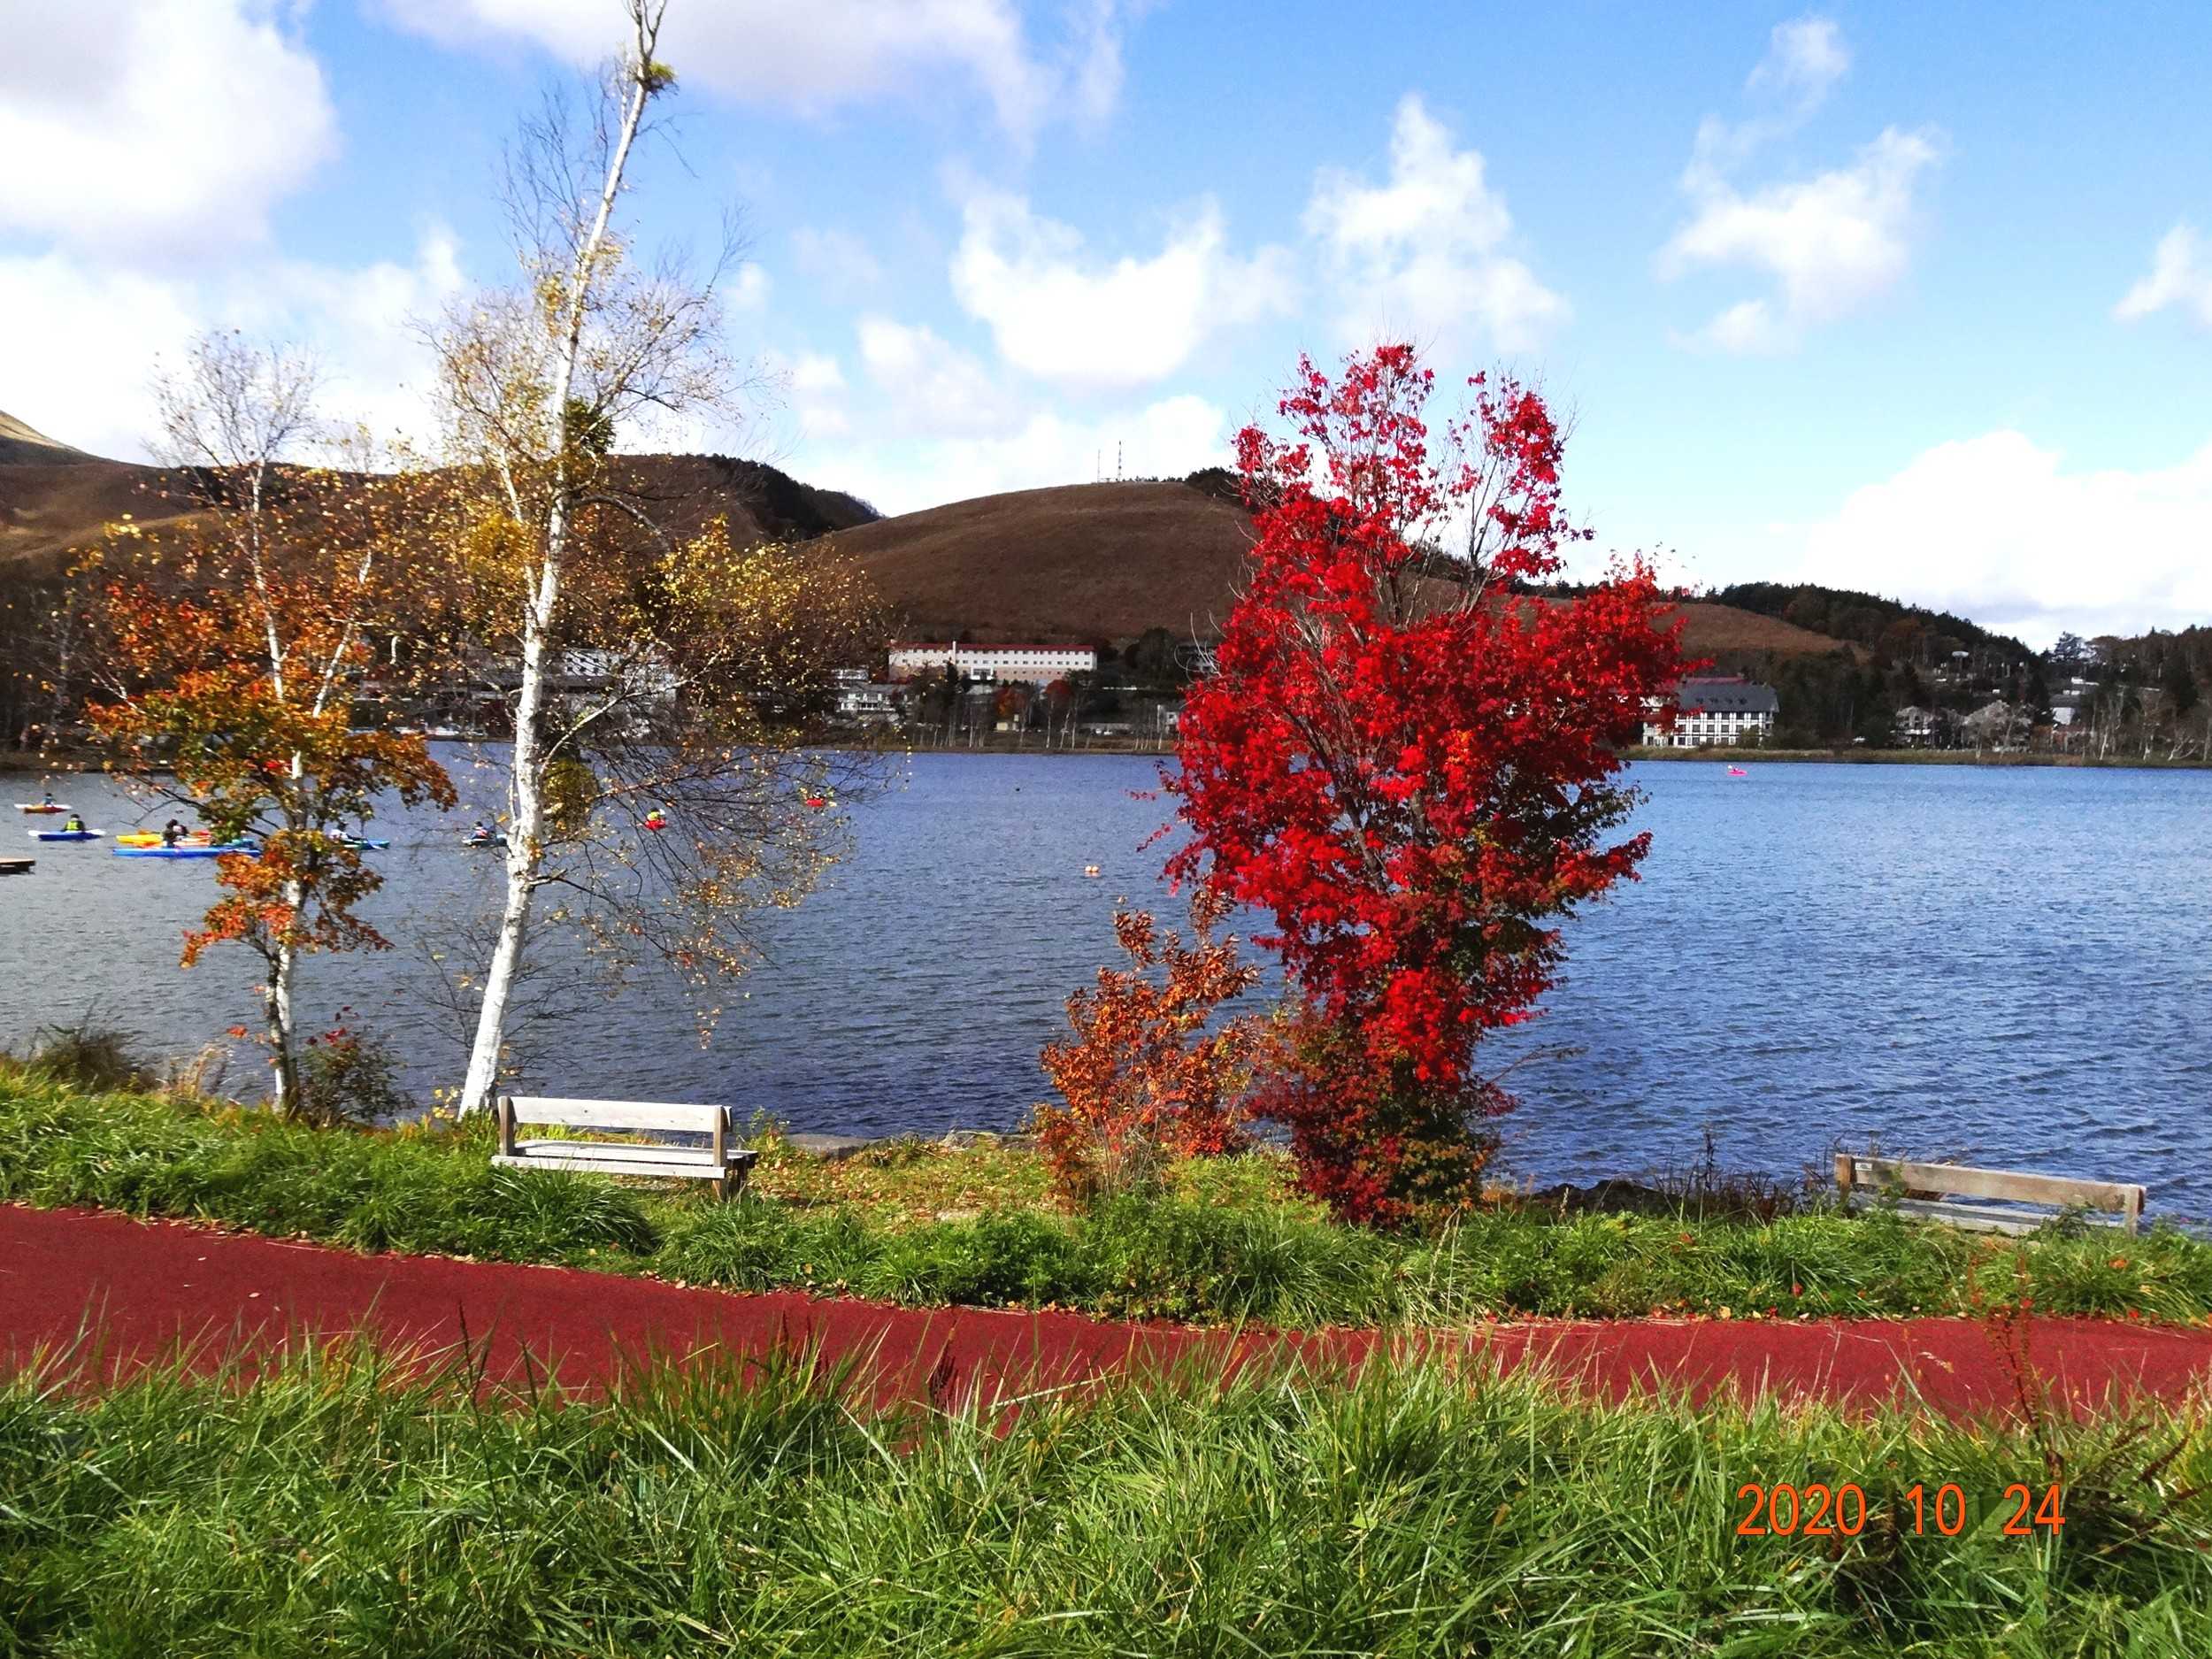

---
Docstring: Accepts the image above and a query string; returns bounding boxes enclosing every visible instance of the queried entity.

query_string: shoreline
[1624,745,2212,769]
[12,743,2207,774]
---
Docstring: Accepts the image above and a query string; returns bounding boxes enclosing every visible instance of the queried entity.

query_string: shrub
[1079,1196,1395,1325]
[863,1211,1089,1308]
[292,1016,413,1127]
[1035,888,1261,1209]
[21,1019,155,1094]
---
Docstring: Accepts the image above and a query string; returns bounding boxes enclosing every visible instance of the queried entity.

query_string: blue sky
[4,1,2208,644]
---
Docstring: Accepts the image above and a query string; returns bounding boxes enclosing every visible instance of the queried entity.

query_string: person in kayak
[161,818,187,847]
[62,813,87,833]
[642,808,668,832]
[468,822,496,845]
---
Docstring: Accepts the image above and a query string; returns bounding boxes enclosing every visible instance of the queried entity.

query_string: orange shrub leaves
[1035,887,1263,1207]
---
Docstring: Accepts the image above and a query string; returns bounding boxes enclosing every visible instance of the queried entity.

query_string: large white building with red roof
[887,642,1096,684]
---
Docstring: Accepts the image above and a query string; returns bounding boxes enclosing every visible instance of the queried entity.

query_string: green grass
[6,1063,2212,1329]
[4,1341,2210,1655]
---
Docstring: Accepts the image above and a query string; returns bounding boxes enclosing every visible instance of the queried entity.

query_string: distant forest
[1702,582,2205,754]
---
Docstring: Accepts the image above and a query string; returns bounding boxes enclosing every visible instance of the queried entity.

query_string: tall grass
[6,1064,2211,1328]
[3,1342,2208,1655]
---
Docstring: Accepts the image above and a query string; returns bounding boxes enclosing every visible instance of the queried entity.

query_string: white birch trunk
[268,926,300,1112]
[456,6,658,1118]
[457,557,557,1115]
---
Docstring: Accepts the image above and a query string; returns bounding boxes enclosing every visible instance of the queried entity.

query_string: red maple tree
[1165,345,1688,1225]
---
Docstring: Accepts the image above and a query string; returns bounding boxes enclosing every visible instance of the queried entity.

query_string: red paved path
[6,1203,2212,1417]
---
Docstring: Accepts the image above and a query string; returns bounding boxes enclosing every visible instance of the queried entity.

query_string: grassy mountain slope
[3,416,1851,661]
[831,478,1843,657]
[825,480,1260,643]
[0,411,92,467]
[0,422,876,576]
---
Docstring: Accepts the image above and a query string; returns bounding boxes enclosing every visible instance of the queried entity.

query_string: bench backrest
[503,1095,729,1135]
[1837,1154,2143,1230]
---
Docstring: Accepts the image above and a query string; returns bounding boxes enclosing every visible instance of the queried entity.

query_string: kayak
[29,828,103,841]
[112,841,257,859]
[15,803,67,815]
[118,831,388,850]
[463,834,507,849]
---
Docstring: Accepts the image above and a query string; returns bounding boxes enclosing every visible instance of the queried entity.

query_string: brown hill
[1667,601,1843,661]
[1,417,1849,664]
[829,479,1847,660]
[0,426,879,577]
[0,411,93,467]
[0,457,208,570]
[825,480,1257,643]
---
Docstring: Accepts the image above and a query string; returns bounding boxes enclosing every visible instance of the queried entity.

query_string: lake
[4,755,2209,1219]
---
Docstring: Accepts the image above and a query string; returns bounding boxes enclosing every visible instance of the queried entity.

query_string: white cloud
[1304,95,1568,354]
[0,234,468,462]
[810,392,1227,517]
[379,0,1134,138]
[2116,223,2212,327]
[729,262,772,311]
[790,227,885,295]
[1747,16,1849,106]
[1691,14,1849,181]
[1662,127,1937,351]
[852,317,1025,436]
[949,189,1293,388]
[1662,19,1936,353]
[789,352,846,396]
[1793,430,2212,645]
[764,311,1225,513]
[0,0,336,257]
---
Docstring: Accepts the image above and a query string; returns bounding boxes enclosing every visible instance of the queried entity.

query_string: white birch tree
[432,0,886,1116]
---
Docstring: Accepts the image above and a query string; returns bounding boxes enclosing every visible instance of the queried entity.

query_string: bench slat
[1841,1156,2141,1214]
[1860,1197,2048,1235]
[495,1151,757,1181]
[507,1096,728,1133]
[511,1140,724,1169]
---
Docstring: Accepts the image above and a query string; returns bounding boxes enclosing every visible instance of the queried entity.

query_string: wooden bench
[494,1095,757,1201]
[1835,1154,2144,1235]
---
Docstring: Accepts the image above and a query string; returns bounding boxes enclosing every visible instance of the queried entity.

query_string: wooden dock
[0,857,34,876]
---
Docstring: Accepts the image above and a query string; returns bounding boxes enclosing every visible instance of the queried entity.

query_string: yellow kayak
[116,831,213,848]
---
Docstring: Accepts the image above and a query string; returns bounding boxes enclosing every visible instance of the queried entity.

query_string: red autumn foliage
[1035,886,1262,1207]
[1164,345,1690,1225]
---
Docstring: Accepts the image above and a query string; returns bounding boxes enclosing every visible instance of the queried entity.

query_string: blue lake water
[4,756,2209,1219]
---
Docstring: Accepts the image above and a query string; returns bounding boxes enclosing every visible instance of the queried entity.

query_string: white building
[1643,677,1778,748]
[887,641,1097,685]
[1893,705,1940,745]
[833,682,904,726]
[554,649,677,703]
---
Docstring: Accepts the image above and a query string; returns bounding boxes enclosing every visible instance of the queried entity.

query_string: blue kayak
[29,828,103,841]
[112,841,257,859]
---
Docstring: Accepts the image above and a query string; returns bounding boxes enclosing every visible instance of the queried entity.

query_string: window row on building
[887,642,1100,684]
[1641,676,1779,748]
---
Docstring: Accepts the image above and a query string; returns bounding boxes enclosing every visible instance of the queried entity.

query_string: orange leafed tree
[77,334,454,1117]
[1035,887,1263,1205]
